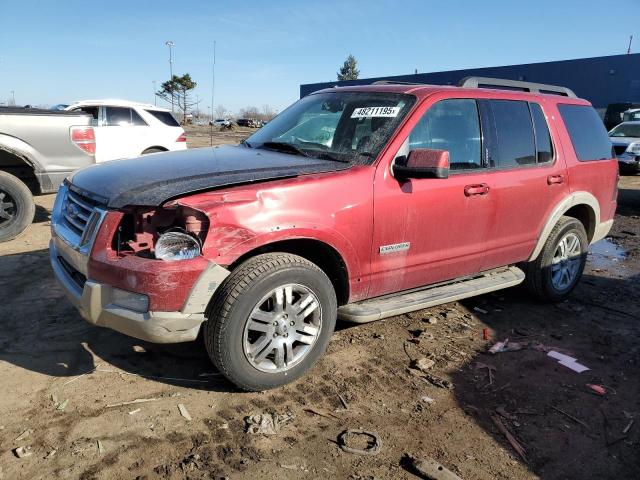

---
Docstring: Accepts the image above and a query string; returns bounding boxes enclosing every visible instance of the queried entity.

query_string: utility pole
[627,35,634,54]
[152,80,157,106]
[210,40,216,147]
[165,41,175,112]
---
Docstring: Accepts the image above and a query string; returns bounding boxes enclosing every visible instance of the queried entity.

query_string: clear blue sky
[0,0,637,114]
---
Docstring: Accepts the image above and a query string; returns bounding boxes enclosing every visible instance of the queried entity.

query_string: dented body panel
[49,83,618,343]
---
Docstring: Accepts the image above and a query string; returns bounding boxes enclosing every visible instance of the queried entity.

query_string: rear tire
[0,171,35,243]
[523,216,588,302]
[204,253,337,391]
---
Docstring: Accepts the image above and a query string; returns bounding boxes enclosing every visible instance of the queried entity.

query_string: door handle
[464,183,490,196]
[547,174,565,185]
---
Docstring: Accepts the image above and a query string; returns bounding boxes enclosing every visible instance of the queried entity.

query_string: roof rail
[371,80,426,86]
[459,77,576,98]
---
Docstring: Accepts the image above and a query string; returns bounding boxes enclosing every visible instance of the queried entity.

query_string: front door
[369,98,494,297]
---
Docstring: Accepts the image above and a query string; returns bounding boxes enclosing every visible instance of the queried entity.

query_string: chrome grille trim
[51,184,108,254]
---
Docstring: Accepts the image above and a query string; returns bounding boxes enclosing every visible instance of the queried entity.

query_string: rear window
[558,104,612,161]
[145,109,180,126]
[530,103,553,163]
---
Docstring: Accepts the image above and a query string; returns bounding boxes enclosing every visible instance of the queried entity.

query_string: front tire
[204,253,337,391]
[0,171,35,243]
[523,216,588,302]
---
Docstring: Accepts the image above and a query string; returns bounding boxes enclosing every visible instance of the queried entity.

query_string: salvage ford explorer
[50,78,618,391]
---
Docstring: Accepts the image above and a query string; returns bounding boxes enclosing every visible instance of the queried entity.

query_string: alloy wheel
[551,232,582,291]
[243,283,322,373]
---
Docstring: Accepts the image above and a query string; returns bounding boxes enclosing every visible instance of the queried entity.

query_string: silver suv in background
[609,121,640,174]
[0,107,95,241]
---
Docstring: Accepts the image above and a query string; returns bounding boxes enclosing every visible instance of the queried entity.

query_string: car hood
[610,136,640,146]
[70,145,351,208]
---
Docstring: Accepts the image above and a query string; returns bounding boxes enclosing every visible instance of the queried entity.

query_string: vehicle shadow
[449,271,640,479]
[0,248,237,393]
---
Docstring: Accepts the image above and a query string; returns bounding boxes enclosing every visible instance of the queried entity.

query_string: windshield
[245,91,415,164]
[609,123,640,138]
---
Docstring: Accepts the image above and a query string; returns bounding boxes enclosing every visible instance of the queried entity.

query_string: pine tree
[337,54,360,81]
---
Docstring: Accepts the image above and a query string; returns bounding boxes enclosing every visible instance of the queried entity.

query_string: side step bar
[338,266,525,323]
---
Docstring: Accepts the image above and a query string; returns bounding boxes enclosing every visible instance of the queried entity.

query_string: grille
[61,189,103,238]
[614,145,628,156]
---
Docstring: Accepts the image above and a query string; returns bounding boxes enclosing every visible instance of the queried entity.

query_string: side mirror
[392,148,449,180]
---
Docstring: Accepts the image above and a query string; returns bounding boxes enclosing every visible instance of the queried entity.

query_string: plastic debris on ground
[13,446,33,459]
[586,384,606,396]
[488,338,525,354]
[245,412,294,435]
[410,456,463,480]
[547,351,589,373]
[177,403,192,421]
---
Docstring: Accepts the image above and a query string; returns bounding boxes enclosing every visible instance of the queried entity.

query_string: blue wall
[300,54,640,110]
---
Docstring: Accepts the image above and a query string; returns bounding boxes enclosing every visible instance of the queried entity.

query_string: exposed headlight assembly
[155,231,201,261]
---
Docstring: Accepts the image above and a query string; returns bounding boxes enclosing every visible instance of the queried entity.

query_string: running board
[338,266,525,323]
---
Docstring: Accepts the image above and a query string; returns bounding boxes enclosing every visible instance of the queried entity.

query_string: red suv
[50,78,618,391]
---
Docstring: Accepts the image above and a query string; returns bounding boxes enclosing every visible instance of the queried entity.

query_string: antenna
[628,35,634,55]
[210,40,216,147]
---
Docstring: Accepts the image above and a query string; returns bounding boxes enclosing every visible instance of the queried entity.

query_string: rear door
[369,97,494,297]
[479,99,569,269]
[96,106,148,161]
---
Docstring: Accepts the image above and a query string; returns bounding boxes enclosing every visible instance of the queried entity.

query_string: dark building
[300,54,640,115]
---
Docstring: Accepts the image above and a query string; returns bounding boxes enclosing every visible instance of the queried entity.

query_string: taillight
[176,132,187,142]
[70,126,96,155]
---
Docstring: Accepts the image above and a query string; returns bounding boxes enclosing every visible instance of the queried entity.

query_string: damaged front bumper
[49,184,230,343]
[50,238,230,343]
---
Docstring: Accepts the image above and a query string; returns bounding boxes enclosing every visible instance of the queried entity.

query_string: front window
[609,123,640,138]
[246,91,415,164]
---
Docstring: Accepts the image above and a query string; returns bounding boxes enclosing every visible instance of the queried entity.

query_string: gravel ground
[0,141,638,479]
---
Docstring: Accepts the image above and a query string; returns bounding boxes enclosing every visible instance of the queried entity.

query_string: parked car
[236,118,259,128]
[622,108,640,123]
[65,100,187,162]
[50,78,617,391]
[0,107,95,242]
[212,118,231,127]
[609,121,640,174]
[603,102,640,131]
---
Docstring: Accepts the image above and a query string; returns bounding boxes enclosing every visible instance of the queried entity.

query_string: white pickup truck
[0,107,95,242]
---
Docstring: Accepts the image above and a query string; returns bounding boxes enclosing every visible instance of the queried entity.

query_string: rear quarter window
[558,104,612,161]
[145,110,180,127]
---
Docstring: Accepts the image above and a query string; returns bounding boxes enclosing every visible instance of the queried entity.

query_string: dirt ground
[0,133,638,479]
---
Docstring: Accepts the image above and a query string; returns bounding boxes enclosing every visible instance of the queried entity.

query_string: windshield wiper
[314,152,350,163]
[241,139,253,148]
[259,141,311,157]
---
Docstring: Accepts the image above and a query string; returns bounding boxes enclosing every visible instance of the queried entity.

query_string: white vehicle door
[97,106,149,162]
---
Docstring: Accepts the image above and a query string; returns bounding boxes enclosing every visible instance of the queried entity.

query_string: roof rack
[371,80,425,86]
[459,77,576,98]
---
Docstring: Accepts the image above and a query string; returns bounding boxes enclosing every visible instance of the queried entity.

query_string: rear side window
[530,103,553,163]
[558,104,612,161]
[489,100,536,167]
[145,109,180,127]
[105,107,132,126]
[408,99,482,170]
[130,109,147,126]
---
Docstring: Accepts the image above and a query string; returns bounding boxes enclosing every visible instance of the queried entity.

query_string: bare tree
[238,106,261,119]
[214,104,227,119]
[261,104,276,121]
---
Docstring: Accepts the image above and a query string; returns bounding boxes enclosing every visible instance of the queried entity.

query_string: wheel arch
[227,238,351,306]
[0,143,40,193]
[142,146,168,155]
[528,191,600,261]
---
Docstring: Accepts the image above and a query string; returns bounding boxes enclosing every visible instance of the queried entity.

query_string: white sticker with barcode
[351,106,400,118]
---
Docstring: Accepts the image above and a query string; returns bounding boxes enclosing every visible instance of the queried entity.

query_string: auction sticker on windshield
[351,106,400,118]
